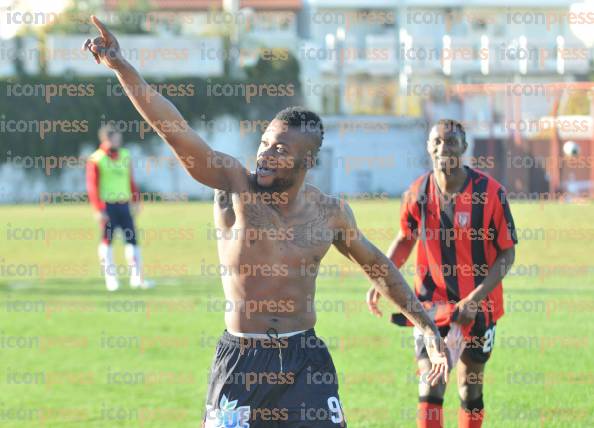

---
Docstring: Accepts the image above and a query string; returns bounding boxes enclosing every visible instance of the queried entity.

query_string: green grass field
[1,200,593,427]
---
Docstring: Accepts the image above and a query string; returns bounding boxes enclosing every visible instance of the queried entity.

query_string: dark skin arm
[455,246,515,325]
[367,230,416,317]
[334,203,448,386]
[369,236,516,325]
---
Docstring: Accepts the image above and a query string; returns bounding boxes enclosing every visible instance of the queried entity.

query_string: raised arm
[83,16,248,191]
[333,203,448,385]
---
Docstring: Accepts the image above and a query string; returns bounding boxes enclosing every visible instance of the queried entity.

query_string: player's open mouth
[257,166,276,176]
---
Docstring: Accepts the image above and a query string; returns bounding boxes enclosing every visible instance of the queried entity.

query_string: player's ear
[303,148,317,170]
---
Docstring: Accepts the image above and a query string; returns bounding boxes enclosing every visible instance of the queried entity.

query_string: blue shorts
[102,202,137,245]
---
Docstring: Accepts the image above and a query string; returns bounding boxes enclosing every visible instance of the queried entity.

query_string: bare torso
[213,177,342,333]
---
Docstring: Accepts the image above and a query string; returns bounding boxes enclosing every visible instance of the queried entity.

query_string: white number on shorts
[327,396,344,424]
[483,326,496,353]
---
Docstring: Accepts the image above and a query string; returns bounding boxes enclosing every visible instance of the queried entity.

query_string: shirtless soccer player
[84,16,449,427]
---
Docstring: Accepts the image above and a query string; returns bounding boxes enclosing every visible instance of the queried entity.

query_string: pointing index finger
[91,15,110,38]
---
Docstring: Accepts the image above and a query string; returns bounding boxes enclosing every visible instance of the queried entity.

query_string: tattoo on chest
[242,199,335,249]
[243,199,278,229]
[290,204,334,248]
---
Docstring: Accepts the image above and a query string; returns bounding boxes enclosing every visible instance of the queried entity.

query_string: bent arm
[468,246,515,303]
[386,230,416,268]
[334,204,439,336]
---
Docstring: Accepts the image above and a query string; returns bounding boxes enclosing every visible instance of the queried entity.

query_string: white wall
[0,116,430,204]
[0,37,39,77]
[0,115,258,205]
[313,116,429,196]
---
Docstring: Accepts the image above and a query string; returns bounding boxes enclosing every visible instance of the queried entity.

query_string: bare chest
[213,191,336,265]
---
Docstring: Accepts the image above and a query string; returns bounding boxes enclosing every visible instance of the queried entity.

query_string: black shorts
[415,310,497,365]
[102,202,137,245]
[203,329,347,427]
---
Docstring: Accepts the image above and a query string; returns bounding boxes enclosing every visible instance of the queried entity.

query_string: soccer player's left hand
[424,335,450,386]
[366,286,382,317]
[454,297,479,325]
[83,16,124,69]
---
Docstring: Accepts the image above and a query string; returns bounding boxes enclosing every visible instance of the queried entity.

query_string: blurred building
[299,0,594,196]
[1,0,593,200]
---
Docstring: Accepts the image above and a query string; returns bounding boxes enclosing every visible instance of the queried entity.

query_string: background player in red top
[86,124,146,291]
[366,119,517,428]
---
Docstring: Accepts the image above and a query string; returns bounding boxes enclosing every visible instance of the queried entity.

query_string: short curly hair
[274,106,324,155]
[434,119,466,145]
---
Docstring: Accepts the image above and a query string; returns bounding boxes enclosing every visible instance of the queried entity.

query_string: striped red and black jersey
[400,166,517,324]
